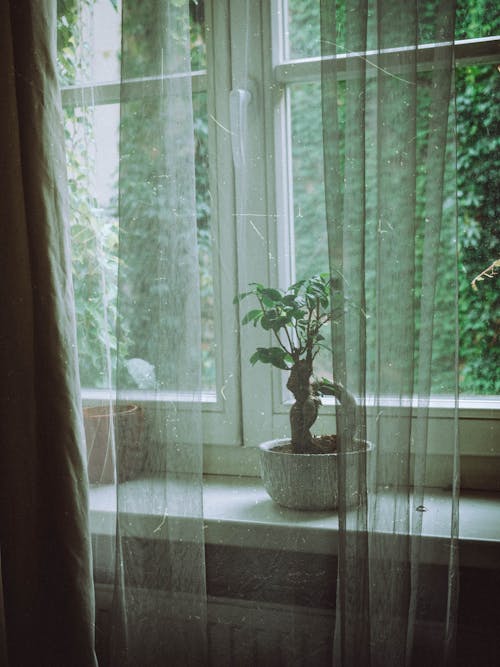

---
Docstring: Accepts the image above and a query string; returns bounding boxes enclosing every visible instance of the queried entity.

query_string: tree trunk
[287,359,319,453]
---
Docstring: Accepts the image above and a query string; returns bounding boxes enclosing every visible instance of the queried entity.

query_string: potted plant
[84,403,144,484]
[236,273,369,510]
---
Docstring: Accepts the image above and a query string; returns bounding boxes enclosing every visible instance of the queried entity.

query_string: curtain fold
[0,0,465,665]
[321,1,460,665]
[46,0,462,664]
[109,2,208,664]
[0,2,97,666]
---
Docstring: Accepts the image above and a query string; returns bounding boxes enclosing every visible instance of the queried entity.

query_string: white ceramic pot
[259,437,371,511]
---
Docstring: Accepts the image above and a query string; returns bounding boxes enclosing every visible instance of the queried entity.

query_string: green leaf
[282,294,299,308]
[316,378,338,396]
[260,309,276,330]
[260,309,290,332]
[250,350,262,366]
[233,291,249,304]
[242,309,263,325]
[291,308,306,321]
[267,347,292,370]
[290,279,306,294]
[260,287,283,302]
[249,347,291,371]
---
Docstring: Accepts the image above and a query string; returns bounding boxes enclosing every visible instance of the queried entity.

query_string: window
[58,0,241,447]
[58,0,499,484]
[234,0,499,481]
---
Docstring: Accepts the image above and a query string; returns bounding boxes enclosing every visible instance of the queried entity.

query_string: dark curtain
[0,2,97,665]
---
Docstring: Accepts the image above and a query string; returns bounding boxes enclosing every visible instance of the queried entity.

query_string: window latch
[229,88,252,170]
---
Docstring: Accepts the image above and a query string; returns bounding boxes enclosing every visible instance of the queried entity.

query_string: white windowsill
[89,475,500,568]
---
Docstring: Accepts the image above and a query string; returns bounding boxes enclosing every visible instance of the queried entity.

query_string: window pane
[57,0,120,87]
[456,64,500,394]
[289,65,499,394]
[455,0,500,40]
[121,0,206,78]
[58,0,215,392]
[286,0,321,59]
[63,102,120,389]
[190,0,207,70]
[285,0,500,62]
[291,82,327,278]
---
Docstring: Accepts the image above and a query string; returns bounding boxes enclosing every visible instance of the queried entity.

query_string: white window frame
[61,0,242,448]
[61,0,500,489]
[227,0,500,489]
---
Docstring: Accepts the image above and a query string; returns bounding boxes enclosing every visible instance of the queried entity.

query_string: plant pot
[259,437,372,511]
[83,403,144,484]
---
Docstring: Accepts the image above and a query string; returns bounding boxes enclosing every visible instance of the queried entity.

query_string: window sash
[274,36,500,84]
[63,1,500,466]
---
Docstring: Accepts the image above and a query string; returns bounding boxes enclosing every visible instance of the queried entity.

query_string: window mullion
[230,0,277,447]
[61,71,207,106]
[201,0,242,446]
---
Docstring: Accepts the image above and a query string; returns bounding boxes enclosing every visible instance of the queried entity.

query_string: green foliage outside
[57,0,214,390]
[117,0,215,391]
[455,63,499,393]
[57,0,122,388]
[289,0,499,394]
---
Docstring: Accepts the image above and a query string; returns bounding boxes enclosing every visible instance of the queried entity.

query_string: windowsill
[89,475,500,568]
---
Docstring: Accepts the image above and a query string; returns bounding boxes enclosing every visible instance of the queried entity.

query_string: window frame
[233,0,500,487]
[60,0,500,488]
[61,0,242,448]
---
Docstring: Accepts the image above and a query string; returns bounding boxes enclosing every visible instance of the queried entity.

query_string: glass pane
[121,0,205,78]
[290,82,327,278]
[190,0,207,70]
[286,0,321,59]
[289,63,499,394]
[290,82,332,379]
[285,0,500,61]
[58,0,205,84]
[455,0,500,40]
[193,92,216,391]
[57,0,121,86]
[456,64,500,394]
[63,102,120,389]
[57,0,215,392]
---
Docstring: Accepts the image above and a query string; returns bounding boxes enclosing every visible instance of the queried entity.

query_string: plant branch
[282,325,296,356]
[471,259,500,291]
[273,327,291,355]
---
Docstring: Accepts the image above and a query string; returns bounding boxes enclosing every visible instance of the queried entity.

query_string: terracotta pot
[259,437,372,511]
[83,404,143,484]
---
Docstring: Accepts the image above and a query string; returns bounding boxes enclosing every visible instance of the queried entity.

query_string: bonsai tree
[236,274,358,454]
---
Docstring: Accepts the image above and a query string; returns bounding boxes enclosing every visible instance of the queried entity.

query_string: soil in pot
[274,434,338,455]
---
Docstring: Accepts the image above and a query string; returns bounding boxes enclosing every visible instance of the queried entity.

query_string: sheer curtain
[57,0,462,665]
[109,1,207,665]
[321,0,460,664]
[0,2,97,665]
